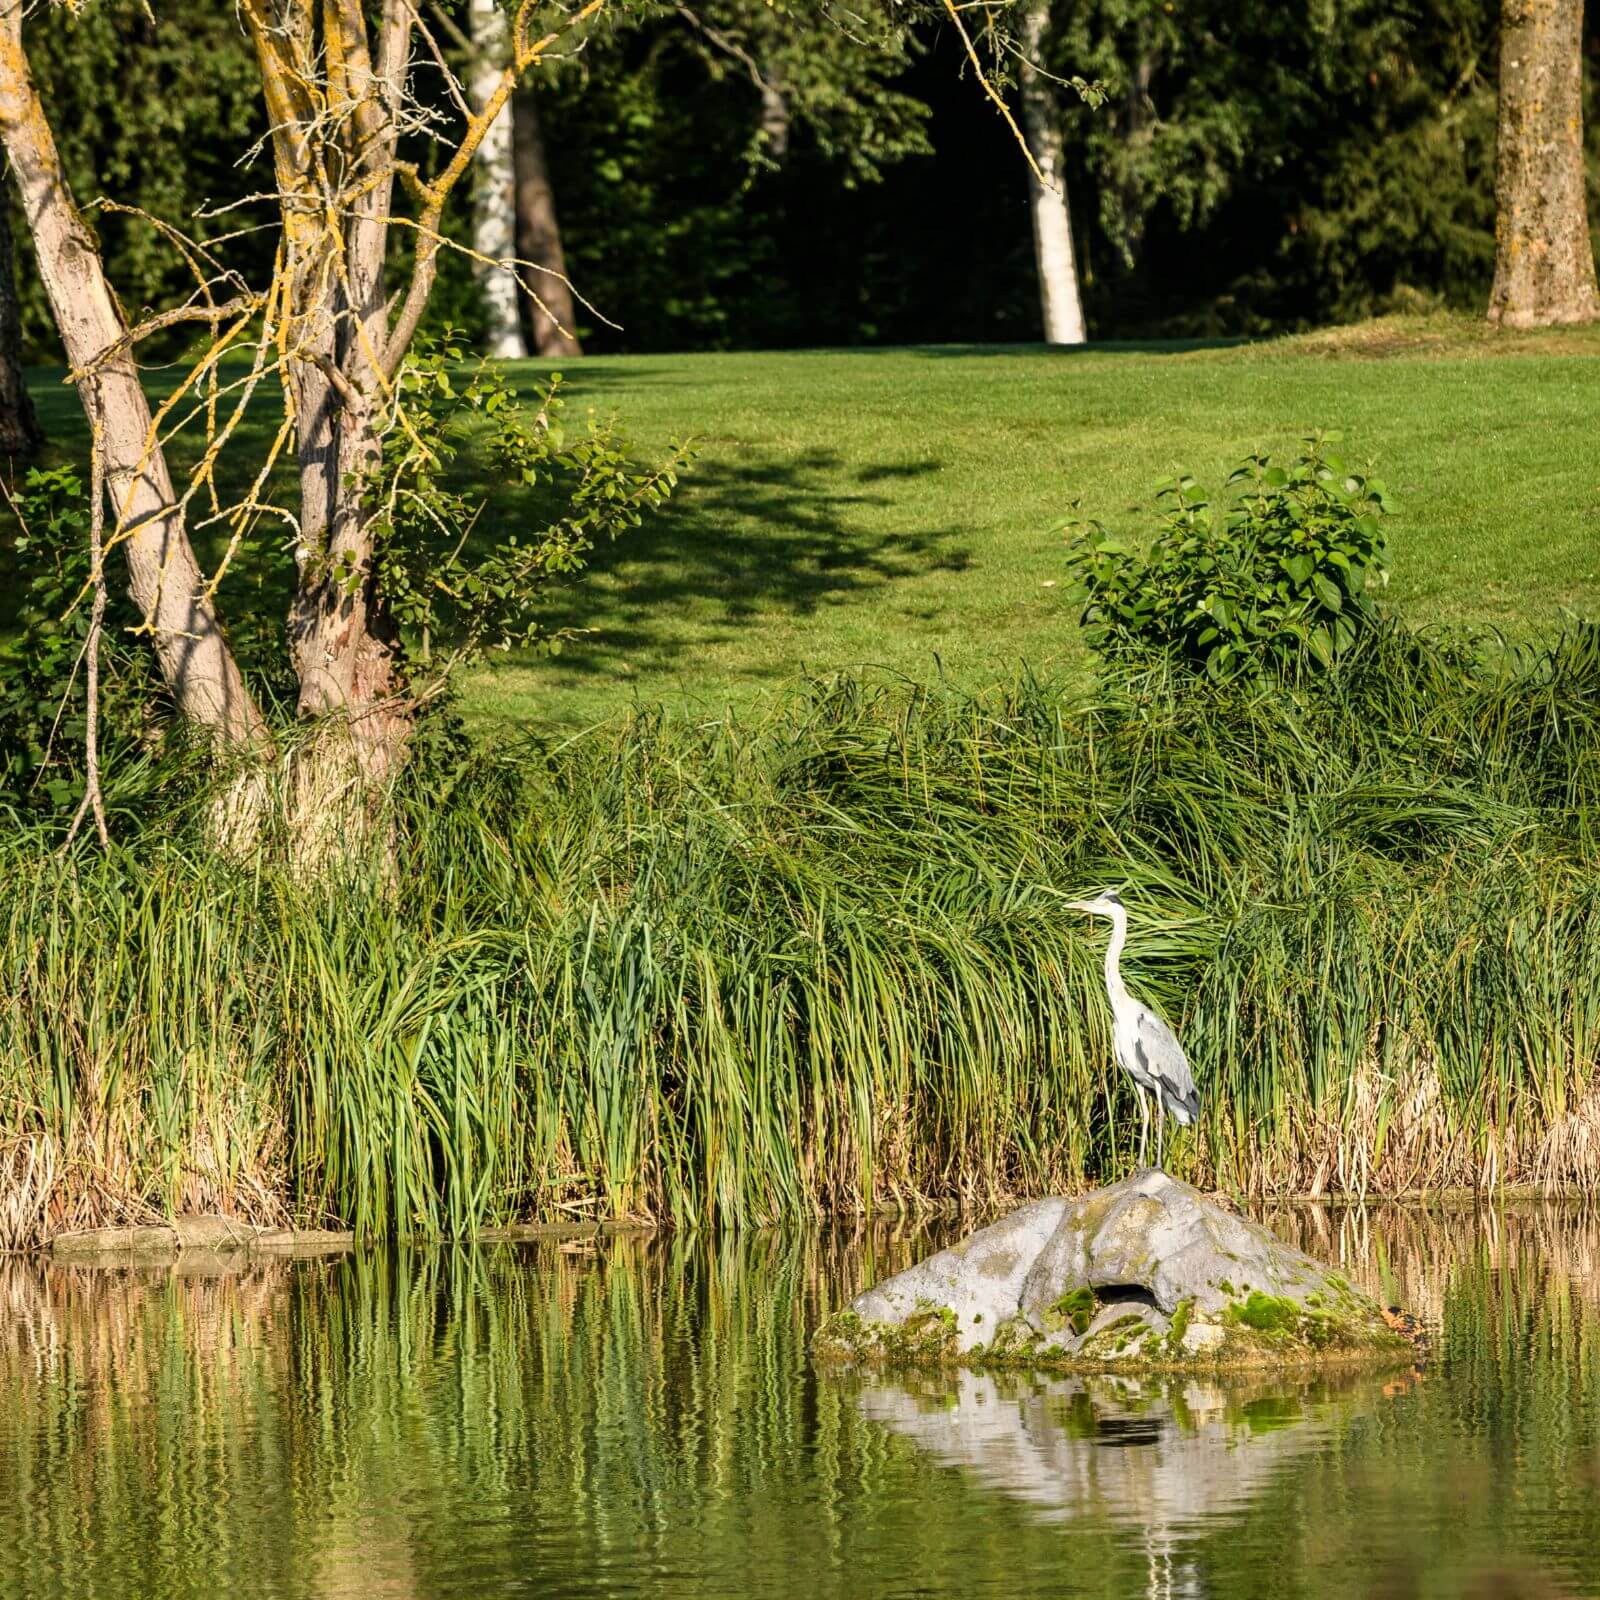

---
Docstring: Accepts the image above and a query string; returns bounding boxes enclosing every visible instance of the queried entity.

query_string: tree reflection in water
[0,1203,1594,1599]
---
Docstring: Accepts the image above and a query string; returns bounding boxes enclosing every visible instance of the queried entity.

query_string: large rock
[814,1170,1416,1371]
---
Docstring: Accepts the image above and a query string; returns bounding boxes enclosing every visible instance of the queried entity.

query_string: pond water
[2,1204,1599,1600]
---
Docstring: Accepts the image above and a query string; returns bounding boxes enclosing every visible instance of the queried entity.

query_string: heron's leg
[1156,1099,1166,1168]
[1137,1088,1150,1166]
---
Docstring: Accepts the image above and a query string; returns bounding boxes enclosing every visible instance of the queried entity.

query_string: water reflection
[857,1366,1403,1600]
[1268,1198,1600,1325]
[858,1366,1390,1525]
[0,1205,1595,1599]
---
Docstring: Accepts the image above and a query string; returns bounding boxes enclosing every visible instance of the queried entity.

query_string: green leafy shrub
[1062,435,1392,679]
[368,328,691,689]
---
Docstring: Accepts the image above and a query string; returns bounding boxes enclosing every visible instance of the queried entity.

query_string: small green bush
[1062,434,1392,680]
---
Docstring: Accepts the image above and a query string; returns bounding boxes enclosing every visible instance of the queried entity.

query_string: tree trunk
[1487,0,1600,328]
[1017,0,1087,345]
[513,85,583,358]
[239,2,415,837]
[1114,53,1154,266]
[279,287,411,808]
[286,398,410,779]
[0,181,40,458]
[277,348,410,857]
[0,15,264,747]
[470,0,528,359]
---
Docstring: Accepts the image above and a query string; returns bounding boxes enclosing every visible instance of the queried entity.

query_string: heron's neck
[1104,911,1131,1008]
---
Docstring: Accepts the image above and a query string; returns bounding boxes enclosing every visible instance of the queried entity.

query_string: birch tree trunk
[0,182,39,458]
[0,12,264,747]
[1487,0,1600,327]
[1017,0,1086,346]
[470,0,528,359]
[514,85,583,358]
[8,0,595,864]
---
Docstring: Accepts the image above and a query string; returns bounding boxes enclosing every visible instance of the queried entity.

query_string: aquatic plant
[5,621,1600,1243]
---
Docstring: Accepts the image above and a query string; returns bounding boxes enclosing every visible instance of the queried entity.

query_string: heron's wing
[1132,1004,1197,1105]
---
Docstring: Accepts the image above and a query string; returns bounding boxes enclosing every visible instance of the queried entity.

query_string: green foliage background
[10,0,1592,355]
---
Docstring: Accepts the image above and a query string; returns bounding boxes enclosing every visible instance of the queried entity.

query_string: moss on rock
[813,1172,1419,1377]
[1045,1286,1098,1336]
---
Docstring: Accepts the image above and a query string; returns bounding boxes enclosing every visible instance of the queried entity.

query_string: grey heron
[1066,891,1199,1168]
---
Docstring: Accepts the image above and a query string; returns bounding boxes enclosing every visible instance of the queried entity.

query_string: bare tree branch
[63,400,111,852]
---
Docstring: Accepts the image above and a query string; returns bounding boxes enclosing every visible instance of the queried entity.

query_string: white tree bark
[470,0,528,359]
[248,1,417,797]
[1017,0,1086,346]
[0,7,265,747]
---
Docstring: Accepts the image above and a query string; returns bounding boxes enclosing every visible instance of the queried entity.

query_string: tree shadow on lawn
[9,366,969,692]
[524,444,969,683]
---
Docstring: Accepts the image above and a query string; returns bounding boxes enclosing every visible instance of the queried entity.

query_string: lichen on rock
[814,1171,1415,1373]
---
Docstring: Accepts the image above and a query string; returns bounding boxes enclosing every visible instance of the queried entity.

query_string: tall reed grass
[5,622,1600,1244]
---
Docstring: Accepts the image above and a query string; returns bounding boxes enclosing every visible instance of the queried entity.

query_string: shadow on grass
[495,340,1259,378]
[10,364,970,690]
[527,444,967,682]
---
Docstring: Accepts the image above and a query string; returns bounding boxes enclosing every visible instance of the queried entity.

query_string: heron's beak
[1064,900,1099,914]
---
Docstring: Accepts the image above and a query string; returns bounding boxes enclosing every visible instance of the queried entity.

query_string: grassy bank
[15,315,1600,729]
[482,317,1600,723]
[6,622,1600,1246]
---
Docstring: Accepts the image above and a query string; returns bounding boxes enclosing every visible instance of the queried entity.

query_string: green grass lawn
[19,313,1600,728]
